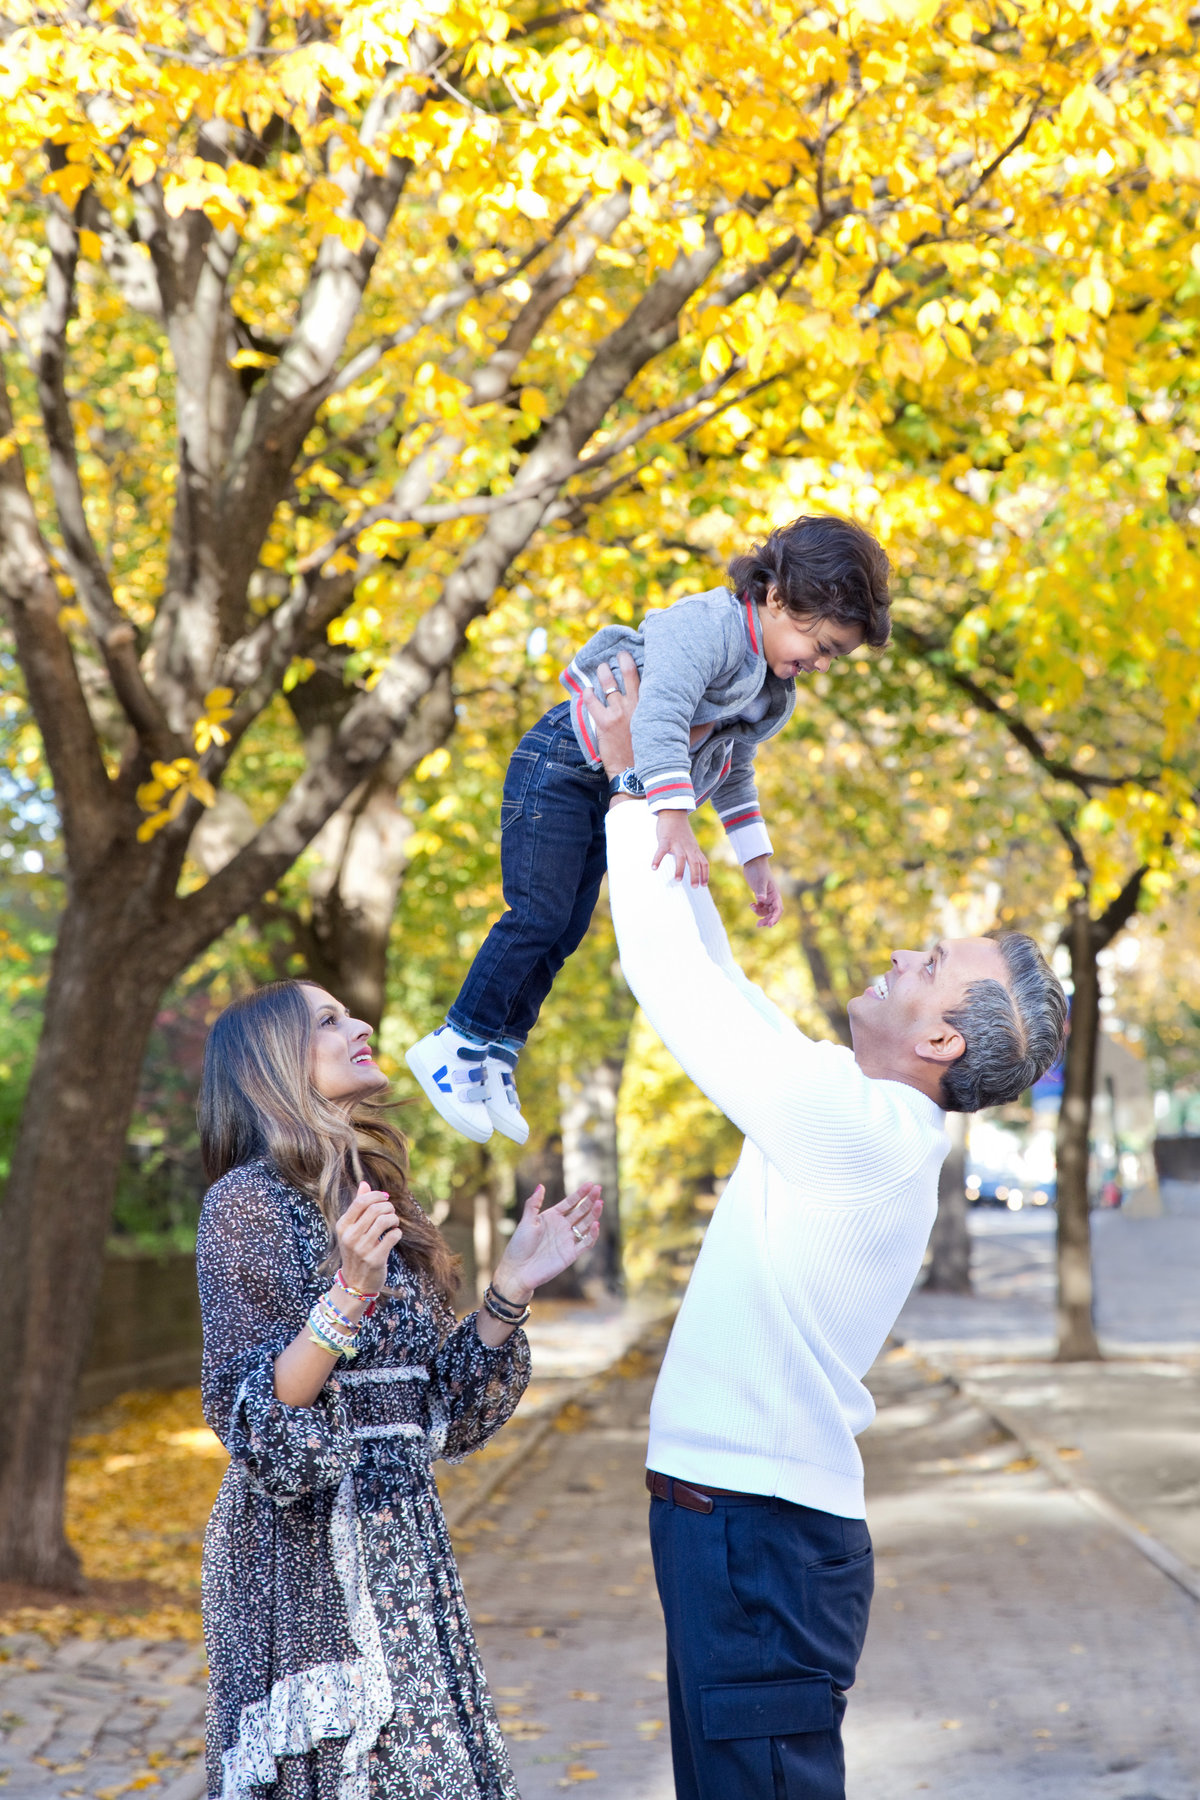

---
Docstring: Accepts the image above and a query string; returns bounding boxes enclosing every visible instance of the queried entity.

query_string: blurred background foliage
[1,0,1199,1294]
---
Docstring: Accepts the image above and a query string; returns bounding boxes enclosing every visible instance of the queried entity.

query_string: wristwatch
[608,768,646,799]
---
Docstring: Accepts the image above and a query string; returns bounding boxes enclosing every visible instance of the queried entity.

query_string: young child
[406,514,891,1146]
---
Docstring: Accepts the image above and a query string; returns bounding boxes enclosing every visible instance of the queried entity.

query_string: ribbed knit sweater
[606,804,949,1519]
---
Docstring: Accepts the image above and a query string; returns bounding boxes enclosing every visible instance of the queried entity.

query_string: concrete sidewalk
[459,1332,1200,1799]
[849,1350,1200,1800]
[895,1205,1200,1592]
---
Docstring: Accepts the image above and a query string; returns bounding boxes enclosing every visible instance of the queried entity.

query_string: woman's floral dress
[197,1158,530,1800]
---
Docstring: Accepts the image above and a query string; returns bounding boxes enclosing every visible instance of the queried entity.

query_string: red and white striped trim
[718,806,764,831]
[743,593,760,656]
[646,769,696,812]
[561,661,599,761]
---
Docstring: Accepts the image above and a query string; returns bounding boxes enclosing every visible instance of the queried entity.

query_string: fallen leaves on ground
[0,1387,224,1642]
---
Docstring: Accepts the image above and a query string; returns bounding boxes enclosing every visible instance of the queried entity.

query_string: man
[583,657,1067,1800]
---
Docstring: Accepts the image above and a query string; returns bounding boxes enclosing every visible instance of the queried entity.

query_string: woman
[197,978,602,1800]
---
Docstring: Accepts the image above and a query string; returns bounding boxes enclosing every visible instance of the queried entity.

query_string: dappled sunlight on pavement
[848,1349,1200,1799]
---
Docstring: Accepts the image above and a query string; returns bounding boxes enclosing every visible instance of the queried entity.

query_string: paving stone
[5,1700,60,1756]
[158,1760,207,1800]
[143,1692,207,1753]
[37,1712,110,1767]
[0,1634,208,1800]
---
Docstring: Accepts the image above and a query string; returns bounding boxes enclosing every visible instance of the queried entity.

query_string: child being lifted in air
[406,513,891,1146]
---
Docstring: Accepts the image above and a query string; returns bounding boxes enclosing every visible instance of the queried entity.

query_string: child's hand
[652,811,709,887]
[743,854,783,928]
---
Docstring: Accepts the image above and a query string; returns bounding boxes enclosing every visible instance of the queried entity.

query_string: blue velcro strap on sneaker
[486,1043,519,1069]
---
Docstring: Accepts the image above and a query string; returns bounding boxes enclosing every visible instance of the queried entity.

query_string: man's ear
[914,1025,966,1069]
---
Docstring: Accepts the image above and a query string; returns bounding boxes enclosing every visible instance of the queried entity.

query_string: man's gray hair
[940,933,1068,1114]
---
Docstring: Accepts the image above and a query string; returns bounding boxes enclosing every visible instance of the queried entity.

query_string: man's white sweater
[606,804,949,1519]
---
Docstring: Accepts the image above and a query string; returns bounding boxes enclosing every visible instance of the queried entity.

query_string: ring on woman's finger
[572,1224,588,1242]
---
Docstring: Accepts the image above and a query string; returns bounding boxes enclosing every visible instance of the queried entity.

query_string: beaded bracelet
[316,1296,359,1339]
[307,1298,359,1359]
[307,1314,358,1360]
[311,1297,357,1341]
[334,1268,380,1316]
[314,1295,358,1341]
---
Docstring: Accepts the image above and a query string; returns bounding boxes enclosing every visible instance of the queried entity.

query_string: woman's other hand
[489,1182,604,1306]
[336,1179,402,1292]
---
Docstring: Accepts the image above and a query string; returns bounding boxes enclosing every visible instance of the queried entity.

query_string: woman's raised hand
[336,1179,402,1292]
[490,1183,604,1304]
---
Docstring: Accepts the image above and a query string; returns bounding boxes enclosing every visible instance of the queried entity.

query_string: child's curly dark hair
[728,514,891,648]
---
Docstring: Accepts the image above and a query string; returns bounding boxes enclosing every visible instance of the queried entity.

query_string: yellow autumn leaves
[135,691,233,842]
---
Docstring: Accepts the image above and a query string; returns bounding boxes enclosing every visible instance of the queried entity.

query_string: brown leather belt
[645,1470,752,1514]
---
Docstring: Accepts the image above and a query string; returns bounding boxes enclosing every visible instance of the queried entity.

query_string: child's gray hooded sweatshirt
[560,585,794,866]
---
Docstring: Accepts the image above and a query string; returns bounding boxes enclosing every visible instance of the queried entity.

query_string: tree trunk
[1055,897,1102,1361]
[302,769,415,1032]
[0,887,171,1585]
[442,1146,492,1301]
[924,1110,971,1293]
[514,1136,580,1300]
[286,662,454,1029]
[559,1058,624,1297]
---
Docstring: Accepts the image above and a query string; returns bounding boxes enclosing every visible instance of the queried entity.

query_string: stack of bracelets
[306,1268,382,1360]
[482,1282,531,1329]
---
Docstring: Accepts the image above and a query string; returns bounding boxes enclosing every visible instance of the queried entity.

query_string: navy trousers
[649,1482,874,1800]
[447,701,609,1050]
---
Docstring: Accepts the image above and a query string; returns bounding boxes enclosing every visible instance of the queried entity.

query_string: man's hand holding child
[585,654,776,917]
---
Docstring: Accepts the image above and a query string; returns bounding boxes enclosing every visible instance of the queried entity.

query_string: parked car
[965,1170,1056,1210]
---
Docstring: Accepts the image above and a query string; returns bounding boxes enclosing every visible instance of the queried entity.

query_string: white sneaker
[405,1027,493,1143]
[484,1048,530,1146]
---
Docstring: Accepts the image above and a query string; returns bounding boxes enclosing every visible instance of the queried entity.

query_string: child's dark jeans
[447,701,610,1050]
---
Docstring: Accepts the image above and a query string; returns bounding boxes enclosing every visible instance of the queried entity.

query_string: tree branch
[468,187,634,404]
[325,194,594,399]
[1053,816,1091,889]
[777,874,855,1046]
[1091,863,1150,950]
[895,624,1147,794]
[217,41,442,617]
[0,361,115,868]
[36,180,178,756]
[171,216,737,940]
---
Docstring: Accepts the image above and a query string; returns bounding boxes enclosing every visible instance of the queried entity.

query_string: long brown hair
[198,980,459,1303]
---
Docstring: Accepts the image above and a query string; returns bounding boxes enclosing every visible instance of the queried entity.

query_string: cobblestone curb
[0,1633,208,1800]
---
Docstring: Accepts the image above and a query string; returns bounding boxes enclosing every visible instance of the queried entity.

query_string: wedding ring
[572,1224,588,1242]
[601,686,618,697]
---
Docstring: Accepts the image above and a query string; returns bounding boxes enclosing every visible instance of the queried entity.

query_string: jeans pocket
[500,750,539,831]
